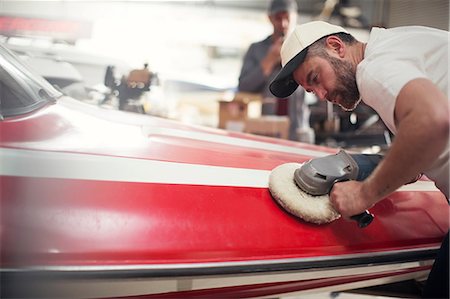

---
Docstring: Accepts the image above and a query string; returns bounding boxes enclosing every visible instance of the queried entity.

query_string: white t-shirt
[356,26,449,198]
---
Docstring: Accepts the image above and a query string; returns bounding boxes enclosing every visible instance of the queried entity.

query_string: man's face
[292,52,361,111]
[269,11,296,38]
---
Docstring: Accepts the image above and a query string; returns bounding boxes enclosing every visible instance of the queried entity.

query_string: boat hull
[0,46,448,297]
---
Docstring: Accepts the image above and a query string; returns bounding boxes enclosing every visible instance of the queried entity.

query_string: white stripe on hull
[0,148,440,191]
[1,147,270,187]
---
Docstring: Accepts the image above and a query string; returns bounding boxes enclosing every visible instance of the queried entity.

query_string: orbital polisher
[269,150,382,228]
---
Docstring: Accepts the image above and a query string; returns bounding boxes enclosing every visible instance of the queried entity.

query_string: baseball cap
[269,21,348,98]
[269,0,298,15]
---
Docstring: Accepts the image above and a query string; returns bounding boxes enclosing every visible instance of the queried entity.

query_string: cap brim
[269,49,307,98]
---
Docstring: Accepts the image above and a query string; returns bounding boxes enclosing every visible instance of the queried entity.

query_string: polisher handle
[350,211,374,228]
[331,179,374,228]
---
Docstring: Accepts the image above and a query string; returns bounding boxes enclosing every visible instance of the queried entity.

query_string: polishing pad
[269,163,340,224]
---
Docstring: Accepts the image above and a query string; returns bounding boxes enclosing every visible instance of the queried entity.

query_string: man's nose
[314,87,327,101]
[281,18,290,29]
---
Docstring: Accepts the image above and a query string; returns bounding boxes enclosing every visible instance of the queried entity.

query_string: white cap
[270,21,348,98]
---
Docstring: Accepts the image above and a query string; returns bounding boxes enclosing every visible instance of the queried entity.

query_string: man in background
[238,0,313,142]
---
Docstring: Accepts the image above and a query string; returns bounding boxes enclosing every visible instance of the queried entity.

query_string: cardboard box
[218,92,262,131]
[244,116,290,139]
[233,92,262,103]
[218,100,248,130]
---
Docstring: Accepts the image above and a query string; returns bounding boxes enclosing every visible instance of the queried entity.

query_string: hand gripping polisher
[269,150,382,228]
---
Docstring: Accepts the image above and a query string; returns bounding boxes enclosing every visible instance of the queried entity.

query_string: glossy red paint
[2,175,447,267]
[0,100,324,170]
[1,97,448,298]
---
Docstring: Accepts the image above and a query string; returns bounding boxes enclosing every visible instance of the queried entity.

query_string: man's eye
[312,73,319,83]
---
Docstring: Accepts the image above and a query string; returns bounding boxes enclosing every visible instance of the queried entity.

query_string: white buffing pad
[269,163,340,224]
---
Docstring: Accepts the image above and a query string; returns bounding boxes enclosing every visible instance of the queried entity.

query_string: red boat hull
[0,56,448,298]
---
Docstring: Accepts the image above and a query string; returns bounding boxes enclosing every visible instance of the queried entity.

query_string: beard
[327,55,361,111]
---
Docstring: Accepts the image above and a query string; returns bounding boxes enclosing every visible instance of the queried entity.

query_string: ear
[325,36,345,58]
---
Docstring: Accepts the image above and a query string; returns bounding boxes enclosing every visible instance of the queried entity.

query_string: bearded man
[270,21,449,298]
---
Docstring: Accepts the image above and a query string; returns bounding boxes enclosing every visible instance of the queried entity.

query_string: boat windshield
[0,43,62,119]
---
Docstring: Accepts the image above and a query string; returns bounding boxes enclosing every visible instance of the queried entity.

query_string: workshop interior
[0,1,449,299]
[1,0,447,153]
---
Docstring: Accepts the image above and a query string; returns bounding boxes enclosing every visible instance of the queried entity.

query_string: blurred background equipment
[0,0,447,152]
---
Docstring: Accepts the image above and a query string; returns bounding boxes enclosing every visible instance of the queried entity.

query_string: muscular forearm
[362,78,449,205]
[363,118,447,204]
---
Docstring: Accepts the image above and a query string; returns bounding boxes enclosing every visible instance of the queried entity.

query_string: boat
[0,42,448,299]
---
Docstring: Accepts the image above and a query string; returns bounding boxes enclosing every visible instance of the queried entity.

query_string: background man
[270,21,449,298]
[238,0,313,142]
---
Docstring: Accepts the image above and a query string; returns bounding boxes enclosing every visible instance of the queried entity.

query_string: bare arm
[330,78,449,217]
[363,78,449,201]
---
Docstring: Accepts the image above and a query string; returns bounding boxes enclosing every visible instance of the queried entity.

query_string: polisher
[269,150,382,228]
